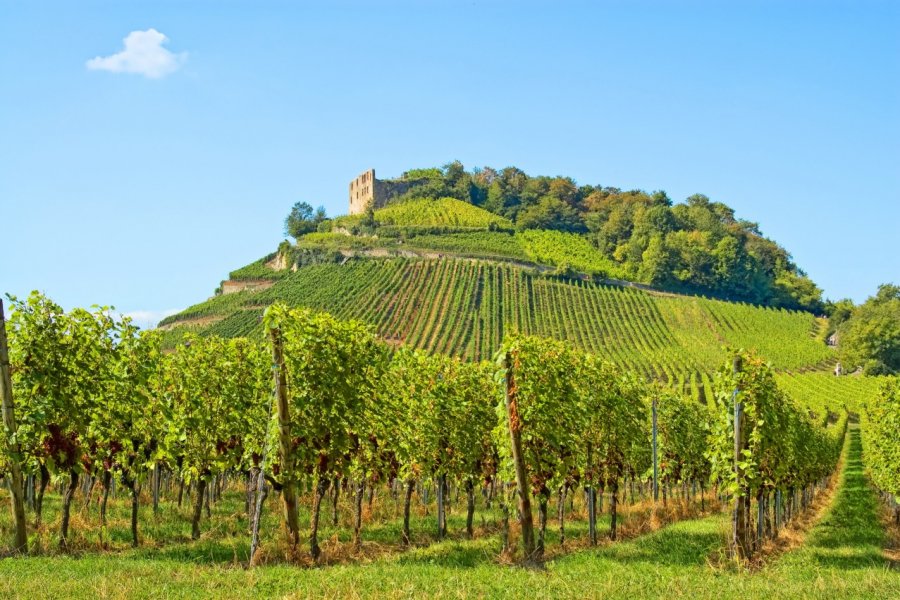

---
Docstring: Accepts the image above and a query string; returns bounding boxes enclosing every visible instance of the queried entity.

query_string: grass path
[0,426,896,598]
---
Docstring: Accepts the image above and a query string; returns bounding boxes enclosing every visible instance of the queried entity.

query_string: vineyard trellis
[162,258,832,379]
[0,292,875,569]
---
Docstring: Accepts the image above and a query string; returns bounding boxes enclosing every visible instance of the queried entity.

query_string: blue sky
[1,1,897,326]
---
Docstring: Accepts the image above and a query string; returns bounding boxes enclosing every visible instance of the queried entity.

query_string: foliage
[707,351,845,499]
[654,389,712,486]
[861,379,899,500]
[838,284,900,374]
[578,355,649,490]
[285,202,328,240]
[518,230,624,278]
[516,196,586,233]
[86,322,163,485]
[161,336,268,485]
[351,163,824,311]
[380,349,496,486]
[497,335,583,499]
[262,304,385,488]
[374,197,513,230]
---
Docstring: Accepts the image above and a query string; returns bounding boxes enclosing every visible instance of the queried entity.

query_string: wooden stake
[0,300,28,553]
[503,351,535,561]
[269,327,300,550]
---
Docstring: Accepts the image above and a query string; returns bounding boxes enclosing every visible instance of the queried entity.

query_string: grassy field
[0,426,895,599]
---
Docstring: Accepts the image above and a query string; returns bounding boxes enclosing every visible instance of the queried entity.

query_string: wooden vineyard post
[0,300,28,553]
[503,351,536,561]
[731,355,751,560]
[652,398,659,503]
[586,442,597,545]
[269,326,300,550]
[249,358,279,566]
[436,474,447,539]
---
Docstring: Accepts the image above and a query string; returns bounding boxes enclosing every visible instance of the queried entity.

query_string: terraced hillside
[775,371,886,415]
[160,256,832,379]
[334,197,513,230]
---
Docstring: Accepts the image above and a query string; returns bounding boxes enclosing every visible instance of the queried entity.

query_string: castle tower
[349,169,421,215]
[349,169,376,215]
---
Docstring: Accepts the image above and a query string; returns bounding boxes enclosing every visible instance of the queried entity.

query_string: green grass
[772,426,892,574]
[1,426,895,598]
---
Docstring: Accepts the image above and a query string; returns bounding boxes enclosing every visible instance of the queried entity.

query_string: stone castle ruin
[349,169,423,215]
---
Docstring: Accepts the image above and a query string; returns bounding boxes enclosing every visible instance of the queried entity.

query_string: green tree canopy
[285,202,327,239]
[839,284,900,374]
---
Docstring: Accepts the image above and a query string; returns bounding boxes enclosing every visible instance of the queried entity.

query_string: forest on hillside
[340,162,824,312]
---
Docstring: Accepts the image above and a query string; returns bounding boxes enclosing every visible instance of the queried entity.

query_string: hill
[328,162,827,312]
[160,253,832,380]
[161,168,839,380]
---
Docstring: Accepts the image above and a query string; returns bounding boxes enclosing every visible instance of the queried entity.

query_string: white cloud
[86,29,186,78]
[119,308,182,330]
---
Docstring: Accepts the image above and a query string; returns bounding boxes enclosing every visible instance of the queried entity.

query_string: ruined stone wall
[221,279,275,294]
[349,169,428,215]
[349,169,376,215]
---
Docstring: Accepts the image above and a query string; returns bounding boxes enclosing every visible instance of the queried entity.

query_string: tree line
[828,283,900,375]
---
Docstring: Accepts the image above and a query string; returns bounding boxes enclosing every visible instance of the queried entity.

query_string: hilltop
[160,167,837,385]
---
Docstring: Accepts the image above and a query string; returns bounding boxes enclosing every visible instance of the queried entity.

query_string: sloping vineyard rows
[402,231,529,261]
[162,258,834,378]
[774,372,885,416]
[334,197,514,230]
[860,379,900,524]
[518,229,626,279]
[0,294,864,566]
[707,352,848,559]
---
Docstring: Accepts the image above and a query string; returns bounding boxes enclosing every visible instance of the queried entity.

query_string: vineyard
[2,291,898,596]
[334,197,514,231]
[1,293,896,600]
[518,229,626,278]
[161,257,832,379]
[0,181,894,599]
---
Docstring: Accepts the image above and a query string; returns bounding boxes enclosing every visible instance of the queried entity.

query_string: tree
[639,235,674,286]
[516,196,586,233]
[285,202,327,239]
[839,284,900,374]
